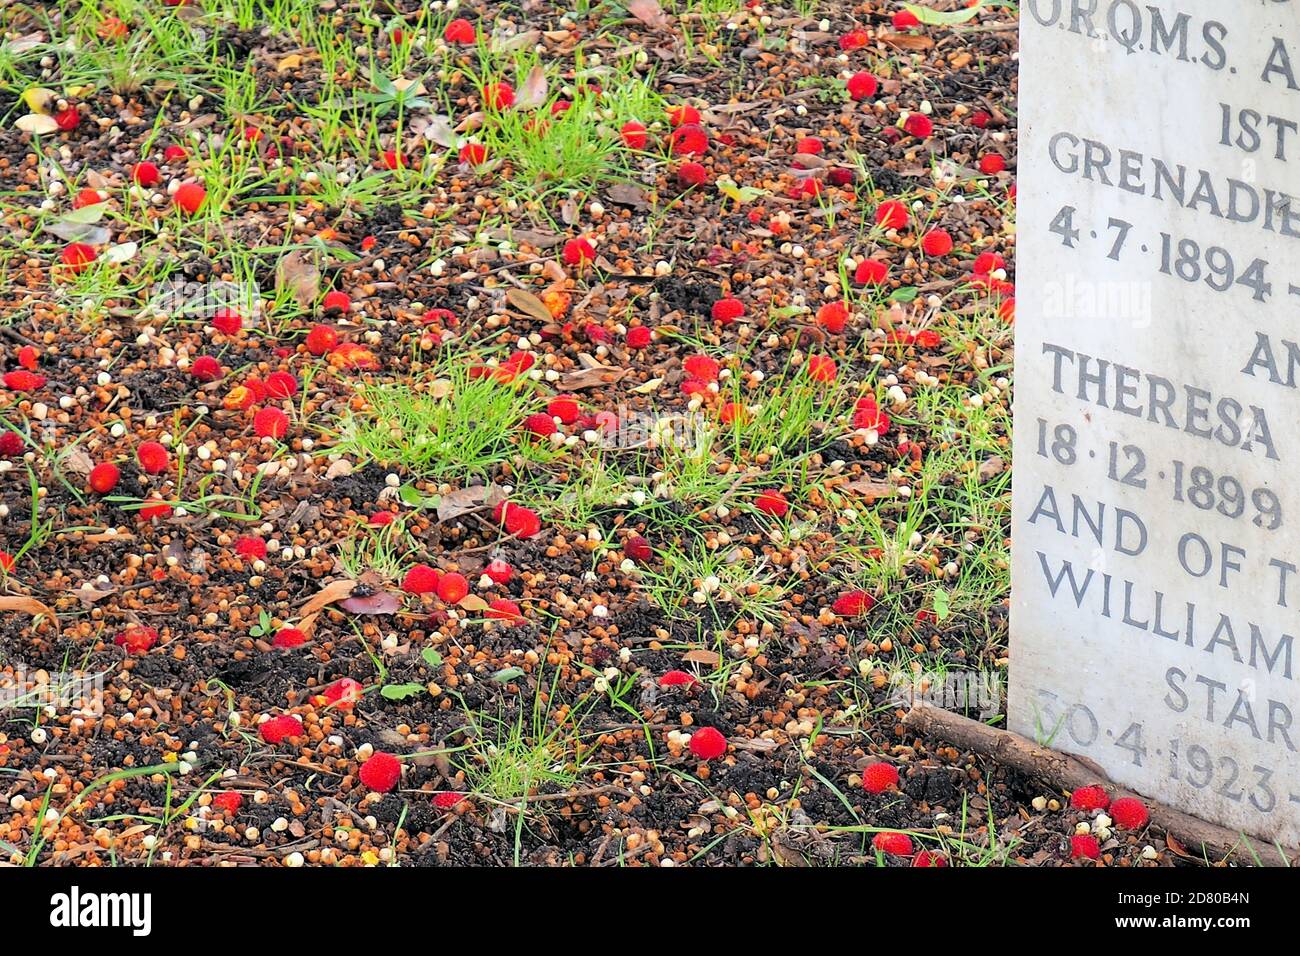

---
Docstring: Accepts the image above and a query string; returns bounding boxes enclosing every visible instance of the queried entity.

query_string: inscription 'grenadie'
[1042,342,1278,460]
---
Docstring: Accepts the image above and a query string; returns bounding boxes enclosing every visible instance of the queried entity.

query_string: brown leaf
[559,364,629,390]
[458,594,490,612]
[516,64,548,110]
[682,649,721,666]
[506,288,555,324]
[978,455,1006,482]
[297,579,360,635]
[0,596,58,630]
[880,33,935,50]
[842,479,896,500]
[338,591,402,615]
[275,250,321,310]
[606,183,649,209]
[628,0,671,29]
[437,484,503,522]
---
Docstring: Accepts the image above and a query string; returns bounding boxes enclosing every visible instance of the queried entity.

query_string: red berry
[211,307,242,336]
[862,762,900,794]
[191,355,222,382]
[875,200,909,230]
[173,182,206,214]
[624,535,653,563]
[265,371,298,399]
[437,572,469,604]
[853,397,891,434]
[137,441,169,474]
[973,251,1005,275]
[689,726,727,761]
[253,407,289,440]
[358,752,402,793]
[921,229,954,257]
[113,626,158,654]
[497,502,542,539]
[893,10,921,29]
[846,71,879,101]
[482,82,514,110]
[1109,796,1149,830]
[669,123,709,156]
[132,161,160,187]
[873,831,914,855]
[711,297,744,324]
[458,142,487,165]
[273,627,307,648]
[855,259,889,285]
[839,29,870,51]
[3,370,46,391]
[523,412,557,438]
[260,715,304,744]
[620,121,648,148]
[912,850,948,868]
[626,326,652,348]
[563,238,595,266]
[832,589,875,616]
[795,136,823,155]
[755,490,789,518]
[547,396,580,424]
[676,161,709,187]
[817,301,850,333]
[660,670,696,688]
[444,18,476,44]
[486,599,524,625]
[979,153,1006,175]
[903,113,934,139]
[211,791,243,815]
[88,462,120,494]
[321,677,363,709]
[807,355,837,383]
[305,324,338,355]
[485,559,513,584]
[55,106,80,130]
[1070,834,1101,860]
[322,290,351,313]
[61,242,97,272]
[667,104,700,126]
[381,149,404,170]
[683,354,720,382]
[0,431,23,457]
[138,499,173,521]
[1070,785,1110,812]
[164,145,188,163]
[72,187,104,209]
[234,536,267,559]
[402,564,441,595]
[433,791,466,810]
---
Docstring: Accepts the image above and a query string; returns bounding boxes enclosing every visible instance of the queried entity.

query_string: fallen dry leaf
[0,596,58,630]
[628,0,671,30]
[682,649,721,666]
[506,288,555,324]
[276,249,321,310]
[559,363,629,390]
[880,33,935,50]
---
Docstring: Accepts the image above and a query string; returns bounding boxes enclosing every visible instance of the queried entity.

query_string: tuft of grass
[326,355,550,482]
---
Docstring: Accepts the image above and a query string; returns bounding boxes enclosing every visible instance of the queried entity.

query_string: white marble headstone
[1012,0,1300,846]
